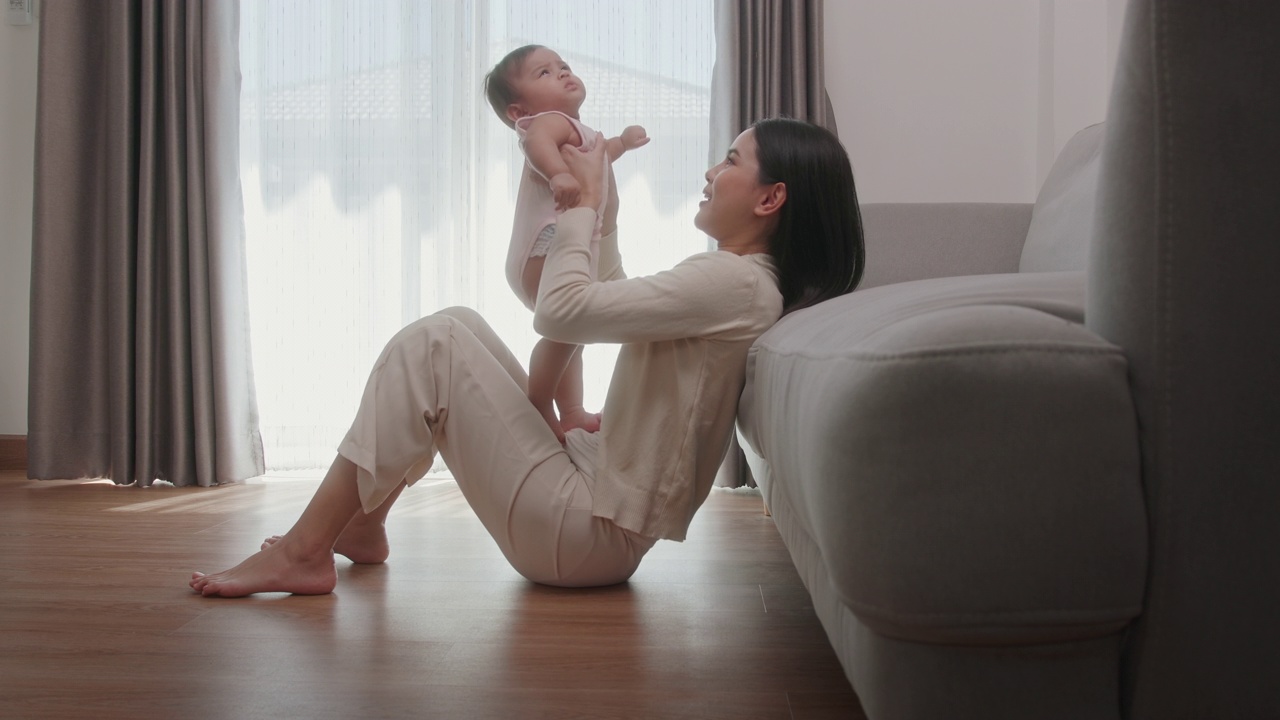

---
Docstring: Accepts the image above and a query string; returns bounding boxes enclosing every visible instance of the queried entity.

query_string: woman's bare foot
[559,407,602,434]
[190,536,337,597]
[261,515,390,564]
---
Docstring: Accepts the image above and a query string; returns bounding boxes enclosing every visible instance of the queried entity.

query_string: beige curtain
[710,0,835,487]
[28,1,264,487]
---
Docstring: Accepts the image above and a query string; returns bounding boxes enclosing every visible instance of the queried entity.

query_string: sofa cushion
[739,271,1147,645]
[1019,123,1106,272]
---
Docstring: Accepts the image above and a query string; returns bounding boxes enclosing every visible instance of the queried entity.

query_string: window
[240,0,715,469]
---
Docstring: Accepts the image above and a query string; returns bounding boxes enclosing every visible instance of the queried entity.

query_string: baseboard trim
[0,435,27,473]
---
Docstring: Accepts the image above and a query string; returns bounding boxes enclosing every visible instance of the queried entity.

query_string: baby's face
[508,48,587,120]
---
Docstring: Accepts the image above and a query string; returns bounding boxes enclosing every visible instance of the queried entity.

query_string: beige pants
[338,306,655,587]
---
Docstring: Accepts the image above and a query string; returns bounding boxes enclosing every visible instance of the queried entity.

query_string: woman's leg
[262,306,529,565]
[418,310,650,585]
[339,307,641,585]
[195,306,643,596]
[190,454,365,597]
[261,480,405,563]
[336,310,563,553]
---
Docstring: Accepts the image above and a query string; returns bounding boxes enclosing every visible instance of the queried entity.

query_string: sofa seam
[845,600,1145,627]
[752,344,1126,363]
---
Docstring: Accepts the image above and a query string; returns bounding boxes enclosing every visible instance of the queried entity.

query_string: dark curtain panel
[710,0,837,162]
[710,0,835,487]
[28,1,264,487]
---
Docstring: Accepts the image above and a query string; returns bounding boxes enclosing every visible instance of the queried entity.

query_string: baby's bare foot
[560,408,602,434]
[190,538,336,597]
[262,517,389,565]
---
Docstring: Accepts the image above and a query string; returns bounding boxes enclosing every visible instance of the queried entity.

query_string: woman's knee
[432,306,523,383]
[381,314,455,360]
[435,305,486,333]
[384,307,489,356]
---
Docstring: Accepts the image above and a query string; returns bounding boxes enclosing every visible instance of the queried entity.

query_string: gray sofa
[737,2,1280,718]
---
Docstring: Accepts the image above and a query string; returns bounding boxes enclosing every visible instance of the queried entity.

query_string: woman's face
[694,129,773,250]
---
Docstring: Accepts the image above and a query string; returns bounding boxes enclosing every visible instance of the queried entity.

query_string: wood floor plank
[788,691,872,720]
[173,601,836,649]
[426,641,851,694]
[6,684,799,720]
[0,470,861,718]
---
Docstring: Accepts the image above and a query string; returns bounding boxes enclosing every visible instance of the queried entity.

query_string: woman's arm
[596,161,625,282]
[533,217,765,344]
[532,138,776,345]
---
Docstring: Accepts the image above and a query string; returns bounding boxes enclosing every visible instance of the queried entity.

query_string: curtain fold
[710,0,836,163]
[29,0,264,487]
[710,0,834,487]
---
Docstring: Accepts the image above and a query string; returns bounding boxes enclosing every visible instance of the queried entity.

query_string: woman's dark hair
[752,118,864,314]
[483,45,544,129]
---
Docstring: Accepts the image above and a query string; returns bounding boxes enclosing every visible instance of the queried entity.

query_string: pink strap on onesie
[504,111,609,310]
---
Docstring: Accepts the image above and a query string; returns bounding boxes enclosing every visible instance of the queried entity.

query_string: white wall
[826,0,1126,203]
[0,11,39,435]
[1036,0,1127,188]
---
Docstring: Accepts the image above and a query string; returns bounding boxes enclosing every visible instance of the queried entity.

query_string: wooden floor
[0,470,864,719]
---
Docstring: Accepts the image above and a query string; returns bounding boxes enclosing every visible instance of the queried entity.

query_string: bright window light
[240,0,715,469]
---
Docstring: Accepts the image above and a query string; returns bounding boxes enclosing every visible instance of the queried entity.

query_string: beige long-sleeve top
[535,208,783,541]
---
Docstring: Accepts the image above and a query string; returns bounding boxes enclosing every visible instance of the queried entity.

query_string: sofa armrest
[741,271,1147,646]
[859,203,1033,290]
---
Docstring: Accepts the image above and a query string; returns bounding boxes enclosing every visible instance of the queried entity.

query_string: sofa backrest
[1087,1,1280,717]
[858,203,1031,290]
[1018,122,1106,273]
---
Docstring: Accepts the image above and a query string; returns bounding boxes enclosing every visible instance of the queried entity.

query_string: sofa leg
[763,500,772,517]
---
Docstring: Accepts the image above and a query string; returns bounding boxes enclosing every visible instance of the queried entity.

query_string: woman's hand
[559,132,607,211]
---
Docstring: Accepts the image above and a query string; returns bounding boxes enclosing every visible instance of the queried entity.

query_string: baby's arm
[605,125,649,163]
[523,113,584,211]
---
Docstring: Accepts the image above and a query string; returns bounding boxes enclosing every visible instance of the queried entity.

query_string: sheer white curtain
[239,1,715,469]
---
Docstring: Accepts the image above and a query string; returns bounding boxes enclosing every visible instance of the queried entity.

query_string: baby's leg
[523,249,569,442]
[556,347,601,433]
[528,338,577,444]
[521,253,546,310]
[520,235,596,437]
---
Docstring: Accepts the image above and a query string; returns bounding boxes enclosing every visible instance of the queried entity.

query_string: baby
[484,45,649,442]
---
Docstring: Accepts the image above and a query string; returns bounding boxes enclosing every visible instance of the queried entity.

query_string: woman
[190,118,864,596]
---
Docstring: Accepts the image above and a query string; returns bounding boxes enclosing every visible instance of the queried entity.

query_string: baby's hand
[620,125,650,151]
[549,172,581,212]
